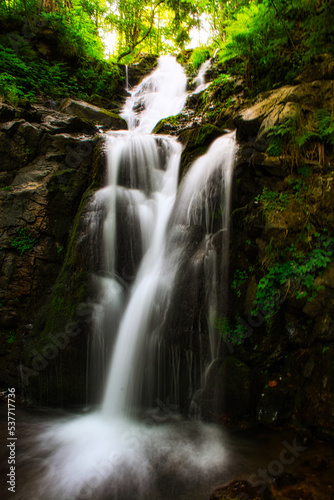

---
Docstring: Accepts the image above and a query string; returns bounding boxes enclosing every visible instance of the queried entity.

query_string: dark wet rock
[178,124,225,179]
[233,80,334,149]
[0,103,16,122]
[234,107,264,140]
[303,456,329,472]
[257,384,295,425]
[272,472,304,489]
[0,99,106,398]
[200,356,263,423]
[210,479,273,500]
[41,113,94,135]
[42,99,58,110]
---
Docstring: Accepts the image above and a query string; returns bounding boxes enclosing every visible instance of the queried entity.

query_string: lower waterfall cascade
[17,55,240,500]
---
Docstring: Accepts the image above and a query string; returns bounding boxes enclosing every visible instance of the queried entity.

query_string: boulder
[210,480,273,500]
[41,113,94,135]
[179,124,225,178]
[0,103,16,123]
[60,99,128,130]
[0,99,106,396]
[234,80,334,143]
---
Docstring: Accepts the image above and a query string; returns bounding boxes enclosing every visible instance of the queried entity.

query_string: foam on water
[21,413,228,500]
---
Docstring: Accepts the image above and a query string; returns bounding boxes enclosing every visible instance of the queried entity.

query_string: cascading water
[20,56,238,500]
[97,54,188,417]
[125,64,129,92]
[193,58,211,94]
[171,132,237,361]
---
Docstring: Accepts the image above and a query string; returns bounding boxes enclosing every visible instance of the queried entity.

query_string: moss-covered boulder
[60,99,128,130]
[179,124,225,179]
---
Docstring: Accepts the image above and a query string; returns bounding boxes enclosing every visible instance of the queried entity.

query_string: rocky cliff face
[229,76,334,442]
[0,99,127,402]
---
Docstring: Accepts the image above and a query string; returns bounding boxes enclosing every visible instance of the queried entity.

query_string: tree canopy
[0,0,333,105]
[1,0,333,64]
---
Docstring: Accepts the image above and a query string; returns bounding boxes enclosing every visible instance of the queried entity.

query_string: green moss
[179,125,225,179]
[193,124,221,147]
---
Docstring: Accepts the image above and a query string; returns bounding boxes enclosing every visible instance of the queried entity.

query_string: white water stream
[21,56,238,500]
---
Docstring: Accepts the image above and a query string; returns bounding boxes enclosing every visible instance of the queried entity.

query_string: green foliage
[253,233,334,316]
[216,317,247,347]
[297,165,310,178]
[303,0,334,60]
[1,0,332,70]
[255,187,290,215]
[288,177,307,196]
[215,0,334,92]
[297,109,334,148]
[10,227,37,255]
[0,0,104,58]
[267,118,297,156]
[0,331,15,344]
[189,47,210,70]
[0,37,121,104]
[211,73,231,87]
[231,269,249,297]
[43,8,104,60]
[265,110,333,167]
[218,2,296,89]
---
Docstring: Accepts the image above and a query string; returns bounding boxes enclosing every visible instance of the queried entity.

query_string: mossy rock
[179,124,225,178]
[60,99,128,130]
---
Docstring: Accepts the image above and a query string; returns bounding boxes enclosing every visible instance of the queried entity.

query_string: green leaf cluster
[255,188,290,215]
[254,234,334,317]
[10,227,37,255]
[216,317,247,347]
[297,109,334,148]
[0,331,16,344]
[0,38,121,104]
[267,118,297,157]
[232,269,251,298]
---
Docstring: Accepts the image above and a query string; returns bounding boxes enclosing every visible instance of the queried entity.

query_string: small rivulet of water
[193,58,211,94]
[19,55,238,500]
[125,64,129,92]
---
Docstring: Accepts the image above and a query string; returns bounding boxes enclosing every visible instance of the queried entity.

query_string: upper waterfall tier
[121,55,188,133]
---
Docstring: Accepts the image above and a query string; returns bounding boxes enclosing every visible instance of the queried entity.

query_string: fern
[297,109,334,148]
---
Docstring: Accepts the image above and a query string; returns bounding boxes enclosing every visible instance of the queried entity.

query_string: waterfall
[99,55,187,417]
[28,55,237,500]
[171,132,237,361]
[101,57,236,416]
[121,54,187,133]
[125,64,129,92]
[193,58,211,94]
